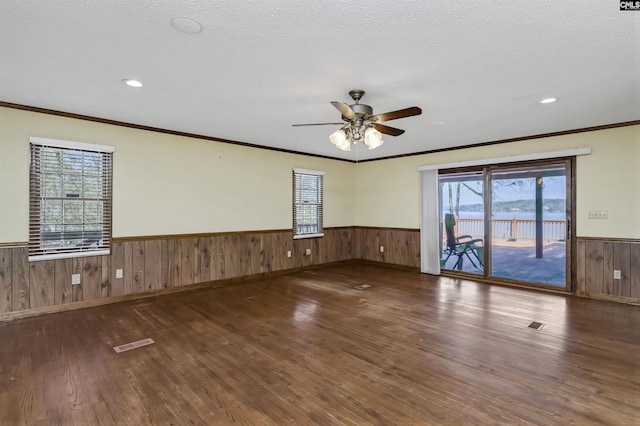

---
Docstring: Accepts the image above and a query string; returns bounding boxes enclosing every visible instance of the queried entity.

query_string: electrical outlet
[116,269,123,279]
[71,274,81,285]
[305,248,311,256]
[588,210,608,219]
[287,250,291,258]
[613,270,621,280]
[380,245,384,253]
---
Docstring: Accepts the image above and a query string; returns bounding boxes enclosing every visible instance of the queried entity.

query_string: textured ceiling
[1,1,639,161]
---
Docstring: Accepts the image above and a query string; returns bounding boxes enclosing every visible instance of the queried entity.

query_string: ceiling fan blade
[292,122,345,127]
[330,101,358,120]
[372,106,422,122]
[373,123,405,136]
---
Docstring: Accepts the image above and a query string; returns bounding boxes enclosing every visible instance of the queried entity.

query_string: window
[29,137,114,261]
[292,168,324,239]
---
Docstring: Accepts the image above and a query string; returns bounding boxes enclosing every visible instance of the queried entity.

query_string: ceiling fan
[292,89,422,151]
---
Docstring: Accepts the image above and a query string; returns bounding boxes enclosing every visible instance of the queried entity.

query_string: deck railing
[454,218,566,241]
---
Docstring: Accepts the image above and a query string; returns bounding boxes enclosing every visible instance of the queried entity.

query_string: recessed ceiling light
[429,121,445,126]
[123,79,143,88]
[171,17,203,34]
[540,97,557,104]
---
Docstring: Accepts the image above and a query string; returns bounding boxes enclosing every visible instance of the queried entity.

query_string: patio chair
[442,213,484,271]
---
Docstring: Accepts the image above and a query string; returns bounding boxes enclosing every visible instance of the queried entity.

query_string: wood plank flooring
[0,264,638,425]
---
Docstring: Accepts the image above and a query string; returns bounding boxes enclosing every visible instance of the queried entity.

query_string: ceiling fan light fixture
[294,89,422,153]
[329,129,351,151]
[364,127,384,150]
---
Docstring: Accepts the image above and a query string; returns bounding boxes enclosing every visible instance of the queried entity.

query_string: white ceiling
[1,1,639,161]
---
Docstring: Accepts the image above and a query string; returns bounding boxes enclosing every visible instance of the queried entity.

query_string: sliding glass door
[487,162,570,288]
[439,159,572,291]
[439,171,485,275]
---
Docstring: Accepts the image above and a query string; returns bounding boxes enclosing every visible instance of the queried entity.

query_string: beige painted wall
[1,106,637,243]
[0,107,355,242]
[355,125,640,239]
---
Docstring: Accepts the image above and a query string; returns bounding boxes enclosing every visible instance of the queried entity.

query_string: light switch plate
[613,270,621,280]
[116,269,123,279]
[305,248,311,256]
[71,274,81,285]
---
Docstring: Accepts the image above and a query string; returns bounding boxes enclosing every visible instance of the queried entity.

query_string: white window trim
[30,136,115,153]
[293,168,325,176]
[293,168,324,239]
[28,137,114,261]
[29,249,111,262]
[293,233,325,240]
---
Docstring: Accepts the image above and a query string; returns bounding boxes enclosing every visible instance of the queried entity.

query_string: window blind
[29,138,113,261]
[292,168,324,239]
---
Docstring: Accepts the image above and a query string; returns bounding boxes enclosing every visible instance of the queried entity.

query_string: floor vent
[113,338,155,353]
[527,321,545,331]
[354,284,372,290]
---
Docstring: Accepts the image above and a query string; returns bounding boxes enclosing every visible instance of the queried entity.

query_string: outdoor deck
[442,241,566,286]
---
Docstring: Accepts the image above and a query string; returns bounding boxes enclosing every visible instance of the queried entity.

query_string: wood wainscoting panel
[211,236,223,282]
[123,241,134,294]
[292,236,308,269]
[54,258,79,305]
[101,255,111,298]
[123,241,145,295]
[179,238,195,286]
[221,234,241,279]
[160,239,175,289]
[576,240,586,296]
[199,237,214,283]
[2,232,638,319]
[339,227,355,263]
[144,240,162,292]
[603,242,614,296]
[244,234,265,276]
[356,227,420,269]
[584,241,604,295]
[29,259,54,309]
[577,238,639,304]
[387,229,420,268]
[614,243,631,297]
[173,238,183,287]
[344,228,356,261]
[353,227,364,259]
[11,246,31,311]
[322,228,351,264]
[82,256,102,301]
[132,241,145,293]
[363,227,382,263]
[193,238,202,284]
[269,231,294,272]
[631,244,640,299]
[110,242,125,297]
[0,248,11,313]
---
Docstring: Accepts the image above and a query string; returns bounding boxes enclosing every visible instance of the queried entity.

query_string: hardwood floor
[0,263,638,425]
